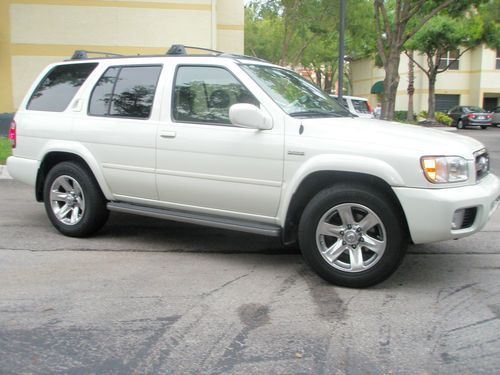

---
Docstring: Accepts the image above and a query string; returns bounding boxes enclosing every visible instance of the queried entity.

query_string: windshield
[241,64,351,118]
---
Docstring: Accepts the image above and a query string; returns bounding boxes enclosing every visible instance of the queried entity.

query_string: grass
[0,136,12,165]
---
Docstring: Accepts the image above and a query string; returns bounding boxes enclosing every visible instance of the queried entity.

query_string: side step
[107,202,282,237]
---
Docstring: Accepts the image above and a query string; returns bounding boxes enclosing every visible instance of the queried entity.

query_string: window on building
[438,50,460,70]
[496,49,500,70]
[172,66,259,125]
[27,63,98,112]
[89,65,162,119]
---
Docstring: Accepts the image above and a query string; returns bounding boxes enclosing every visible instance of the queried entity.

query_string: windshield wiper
[289,110,348,118]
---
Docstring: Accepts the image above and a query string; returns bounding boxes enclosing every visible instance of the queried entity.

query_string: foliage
[418,110,428,119]
[435,112,453,126]
[244,0,375,91]
[0,137,12,165]
[394,111,409,122]
[405,2,499,119]
[373,0,486,120]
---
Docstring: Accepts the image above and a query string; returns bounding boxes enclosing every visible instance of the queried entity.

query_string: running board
[107,202,282,237]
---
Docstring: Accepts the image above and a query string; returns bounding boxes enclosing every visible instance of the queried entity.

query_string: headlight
[421,156,469,183]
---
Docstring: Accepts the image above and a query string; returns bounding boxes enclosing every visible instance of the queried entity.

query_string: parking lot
[1,126,499,375]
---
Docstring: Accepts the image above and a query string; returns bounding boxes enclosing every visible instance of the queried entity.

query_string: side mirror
[229,104,273,130]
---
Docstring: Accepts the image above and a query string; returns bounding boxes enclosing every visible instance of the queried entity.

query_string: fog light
[452,209,465,230]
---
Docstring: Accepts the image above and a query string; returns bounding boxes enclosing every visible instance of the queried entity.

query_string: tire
[457,119,464,129]
[298,184,408,288]
[43,162,109,237]
[481,125,487,130]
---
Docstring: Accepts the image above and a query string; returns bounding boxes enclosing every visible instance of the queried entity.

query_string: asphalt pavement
[0,127,499,374]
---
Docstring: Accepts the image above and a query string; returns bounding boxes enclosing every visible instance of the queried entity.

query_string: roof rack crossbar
[71,50,124,60]
[166,44,223,56]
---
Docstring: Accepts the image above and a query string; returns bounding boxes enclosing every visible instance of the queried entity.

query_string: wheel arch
[36,148,112,202]
[282,170,411,246]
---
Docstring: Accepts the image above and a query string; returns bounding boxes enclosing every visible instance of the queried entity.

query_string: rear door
[74,64,163,201]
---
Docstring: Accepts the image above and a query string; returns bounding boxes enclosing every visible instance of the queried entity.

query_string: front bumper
[393,174,500,244]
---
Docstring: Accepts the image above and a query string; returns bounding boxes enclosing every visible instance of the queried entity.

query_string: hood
[299,117,484,159]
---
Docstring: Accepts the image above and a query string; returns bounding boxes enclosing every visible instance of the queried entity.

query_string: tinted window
[89,65,162,119]
[351,99,370,113]
[27,63,97,112]
[88,67,120,116]
[173,66,259,125]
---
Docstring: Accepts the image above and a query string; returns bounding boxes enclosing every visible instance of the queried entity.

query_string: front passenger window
[172,66,259,125]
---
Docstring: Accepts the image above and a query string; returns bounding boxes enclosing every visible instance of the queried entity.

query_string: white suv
[7,46,500,287]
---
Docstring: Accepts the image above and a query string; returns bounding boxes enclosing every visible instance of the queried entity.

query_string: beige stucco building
[0,0,244,113]
[351,45,500,114]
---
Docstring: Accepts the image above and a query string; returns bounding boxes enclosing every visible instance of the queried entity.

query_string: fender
[277,153,405,225]
[38,140,114,200]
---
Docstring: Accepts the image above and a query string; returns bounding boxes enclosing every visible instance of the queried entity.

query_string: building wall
[351,45,500,114]
[0,0,244,112]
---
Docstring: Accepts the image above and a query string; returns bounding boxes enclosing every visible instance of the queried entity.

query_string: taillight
[487,114,493,119]
[8,120,16,149]
[467,114,476,119]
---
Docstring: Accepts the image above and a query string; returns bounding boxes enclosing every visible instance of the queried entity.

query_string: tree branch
[374,1,388,66]
[436,46,473,74]
[404,50,430,78]
[403,0,456,45]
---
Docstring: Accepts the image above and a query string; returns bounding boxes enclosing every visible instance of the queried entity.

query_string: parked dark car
[492,106,500,127]
[447,106,493,129]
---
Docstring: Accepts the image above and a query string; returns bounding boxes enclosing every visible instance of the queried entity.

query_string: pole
[338,0,345,101]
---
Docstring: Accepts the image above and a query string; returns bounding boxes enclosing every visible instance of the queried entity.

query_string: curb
[0,165,12,179]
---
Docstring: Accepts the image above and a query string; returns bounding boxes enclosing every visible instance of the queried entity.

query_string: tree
[405,14,483,120]
[245,0,375,92]
[373,0,477,120]
[405,1,500,120]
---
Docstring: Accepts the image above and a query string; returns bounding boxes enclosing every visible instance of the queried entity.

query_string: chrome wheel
[315,203,386,273]
[49,175,85,226]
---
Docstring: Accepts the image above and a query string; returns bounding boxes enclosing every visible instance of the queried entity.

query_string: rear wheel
[481,125,487,130]
[298,184,408,288]
[44,162,109,237]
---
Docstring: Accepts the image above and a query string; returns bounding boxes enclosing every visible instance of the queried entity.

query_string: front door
[156,65,284,221]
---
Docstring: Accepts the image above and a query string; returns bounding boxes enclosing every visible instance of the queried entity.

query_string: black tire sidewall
[298,185,407,288]
[43,162,108,237]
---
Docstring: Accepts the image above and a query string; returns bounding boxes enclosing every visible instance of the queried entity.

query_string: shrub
[435,112,453,126]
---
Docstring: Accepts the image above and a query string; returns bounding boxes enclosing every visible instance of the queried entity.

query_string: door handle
[160,131,177,138]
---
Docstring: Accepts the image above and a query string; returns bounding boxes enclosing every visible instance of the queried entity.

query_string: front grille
[461,207,477,229]
[475,150,490,181]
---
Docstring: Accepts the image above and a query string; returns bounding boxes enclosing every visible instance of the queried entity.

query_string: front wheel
[298,185,408,288]
[457,119,464,129]
[43,162,109,237]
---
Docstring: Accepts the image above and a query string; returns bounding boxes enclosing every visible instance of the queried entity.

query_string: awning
[370,80,384,94]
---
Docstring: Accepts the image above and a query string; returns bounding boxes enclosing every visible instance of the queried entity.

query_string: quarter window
[27,63,97,112]
[438,50,459,70]
[172,66,259,125]
[89,65,162,119]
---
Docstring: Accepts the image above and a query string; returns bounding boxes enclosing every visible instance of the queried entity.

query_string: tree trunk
[382,50,401,120]
[315,69,322,87]
[427,74,437,121]
[407,50,415,122]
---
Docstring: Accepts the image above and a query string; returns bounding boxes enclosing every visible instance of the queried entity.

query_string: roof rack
[166,44,222,56]
[67,45,270,63]
[71,50,123,60]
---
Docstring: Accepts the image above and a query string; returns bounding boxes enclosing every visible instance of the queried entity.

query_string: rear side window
[89,65,162,119]
[27,63,98,112]
[351,99,370,114]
